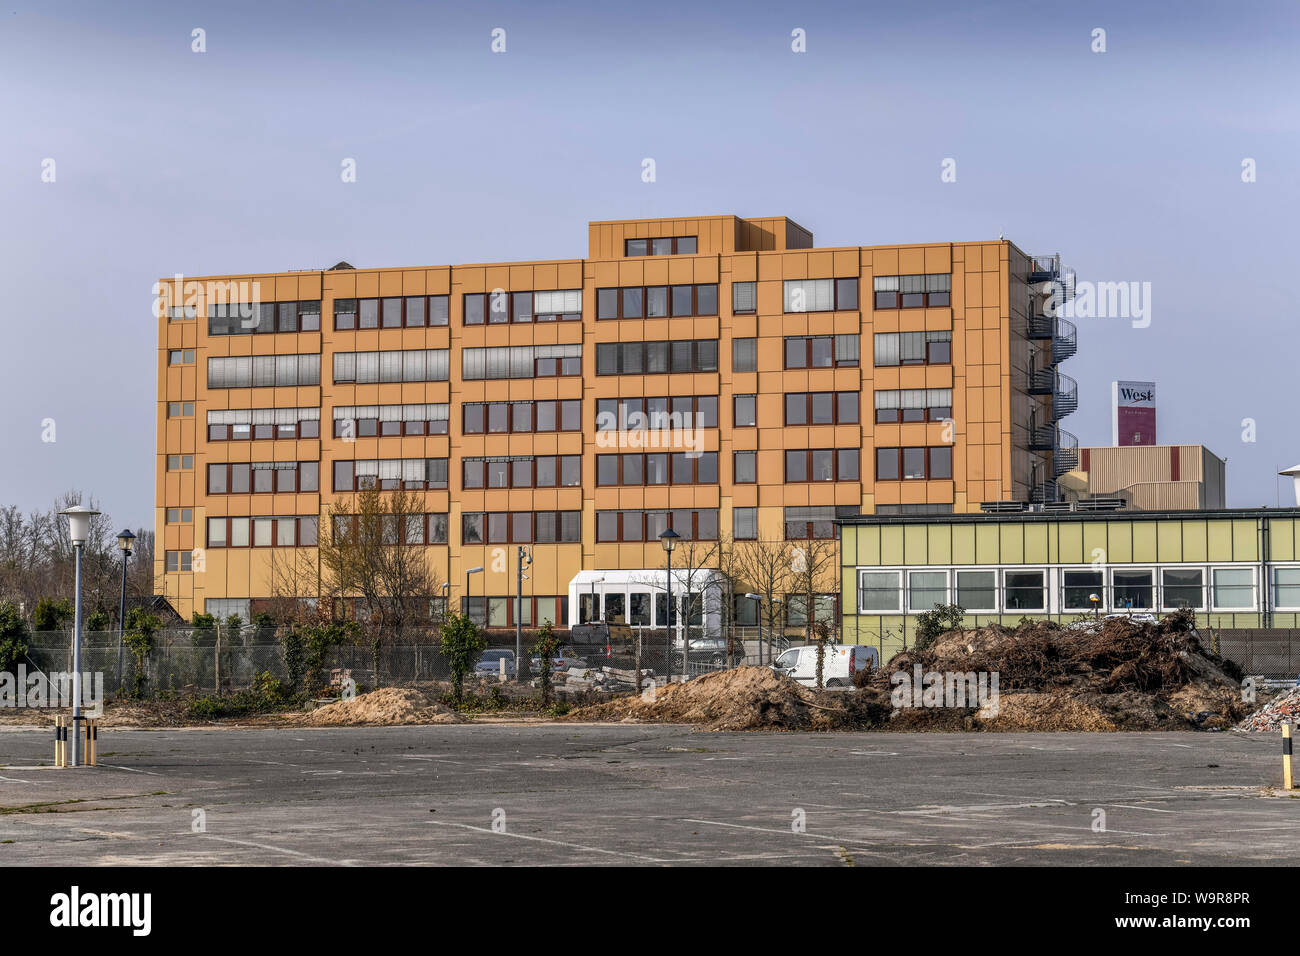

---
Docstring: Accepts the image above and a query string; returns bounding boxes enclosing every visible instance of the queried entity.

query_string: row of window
[333,459,450,491]
[176,503,869,558]
[782,279,859,313]
[873,274,952,309]
[334,296,450,330]
[329,513,449,545]
[733,449,861,484]
[595,284,718,319]
[594,396,719,432]
[333,349,450,384]
[464,290,583,325]
[874,389,953,424]
[462,345,583,380]
[464,400,582,434]
[857,566,1300,614]
[204,516,319,549]
[462,595,569,628]
[625,236,696,257]
[595,339,719,375]
[333,404,449,438]
[208,461,319,494]
[782,392,860,426]
[207,355,321,388]
[209,301,322,336]
[876,446,953,481]
[596,452,719,486]
[595,509,720,542]
[207,408,322,441]
[462,456,583,489]
[462,511,583,544]
[194,330,947,393]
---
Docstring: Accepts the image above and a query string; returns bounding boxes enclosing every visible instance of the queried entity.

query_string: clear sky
[2,0,1297,526]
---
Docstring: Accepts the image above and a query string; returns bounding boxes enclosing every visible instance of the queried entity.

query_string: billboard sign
[1112,381,1156,446]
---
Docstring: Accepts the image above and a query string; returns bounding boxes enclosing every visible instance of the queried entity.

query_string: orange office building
[155,214,1076,629]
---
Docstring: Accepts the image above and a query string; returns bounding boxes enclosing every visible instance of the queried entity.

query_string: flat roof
[837,507,1300,528]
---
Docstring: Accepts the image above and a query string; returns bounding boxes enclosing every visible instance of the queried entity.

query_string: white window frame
[906,569,949,612]
[1272,565,1300,611]
[1110,566,1156,612]
[1209,565,1256,612]
[1002,568,1047,613]
[952,567,999,613]
[857,569,903,613]
[1059,566,1107,613]
[1159,564,1208,612]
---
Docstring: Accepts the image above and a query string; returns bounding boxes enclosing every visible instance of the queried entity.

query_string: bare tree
[788,536,840,688]
[732,536,794,666]
[318,486,442,685]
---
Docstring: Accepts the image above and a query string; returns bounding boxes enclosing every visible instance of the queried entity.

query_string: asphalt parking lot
[0,724,1295,866]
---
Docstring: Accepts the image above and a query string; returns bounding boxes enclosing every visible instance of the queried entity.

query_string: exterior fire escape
[1026,254,1078,503]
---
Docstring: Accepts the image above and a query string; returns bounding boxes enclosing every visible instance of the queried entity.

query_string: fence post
[215,626,221,694]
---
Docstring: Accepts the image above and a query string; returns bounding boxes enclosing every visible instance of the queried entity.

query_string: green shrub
[0,600,30,674]
[441,612,487,704]
[85,608,111,631]
[913,603,966,654]
[123,608,160,698]
[33,597,73,632]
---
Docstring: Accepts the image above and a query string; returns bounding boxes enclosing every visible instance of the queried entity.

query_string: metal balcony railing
[1028,254,1061,283]
[1052,316,1078,362]
[1054,372,1079,419]
[1027,310,1054,340]
[1054,428,1079,477]
[1029,421,1057,451]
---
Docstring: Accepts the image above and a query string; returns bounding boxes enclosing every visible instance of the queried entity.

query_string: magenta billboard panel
[1112,381,1156,446]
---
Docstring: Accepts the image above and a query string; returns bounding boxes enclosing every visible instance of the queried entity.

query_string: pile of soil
[883,610,1250,731]
[301,688,463,727]
[564,666,890,732]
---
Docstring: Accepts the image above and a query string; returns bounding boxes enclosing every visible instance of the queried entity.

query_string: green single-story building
[837,508,1300,661]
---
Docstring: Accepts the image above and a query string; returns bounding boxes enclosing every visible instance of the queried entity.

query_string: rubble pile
[558,665,655,695]
[1235,686,1300,732]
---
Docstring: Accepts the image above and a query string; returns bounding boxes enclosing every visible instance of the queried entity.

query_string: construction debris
[1235,685,1300,732]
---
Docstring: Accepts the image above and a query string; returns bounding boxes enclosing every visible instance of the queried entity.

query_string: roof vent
[328,261,355,271]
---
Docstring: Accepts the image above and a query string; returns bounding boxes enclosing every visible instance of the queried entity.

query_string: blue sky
[2,0,1298,526]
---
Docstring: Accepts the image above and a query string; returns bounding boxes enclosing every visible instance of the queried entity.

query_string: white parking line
[427,820,670,863]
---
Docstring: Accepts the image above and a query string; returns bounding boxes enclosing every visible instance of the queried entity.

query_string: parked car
[475,649,517,679]
[772,644,877,688]
[529,645,589,674]
[670,637,731,668]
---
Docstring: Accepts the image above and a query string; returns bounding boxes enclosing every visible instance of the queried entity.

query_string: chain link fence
[20,625,807,697]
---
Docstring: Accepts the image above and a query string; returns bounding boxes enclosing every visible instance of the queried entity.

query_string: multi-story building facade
[155,214,1076,627]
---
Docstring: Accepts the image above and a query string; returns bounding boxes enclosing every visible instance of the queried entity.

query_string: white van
[772,644,878,688]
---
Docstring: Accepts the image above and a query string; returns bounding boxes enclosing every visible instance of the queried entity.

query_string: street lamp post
[516,547,530,680]
[588,575,604,624]
[60,505,100,768]
[116,529,136,692]
[658,529,679,681]
[465,566,483,624]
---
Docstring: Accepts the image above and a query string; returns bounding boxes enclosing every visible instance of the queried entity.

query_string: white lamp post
[60,505,100,768]
[465,566,483,623]
[659,529,680,680]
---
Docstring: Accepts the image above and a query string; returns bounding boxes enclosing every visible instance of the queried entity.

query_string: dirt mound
[301,688,462,727]
[564,666,890,731]
[979,693,1119,733]
[879,610,1249,731]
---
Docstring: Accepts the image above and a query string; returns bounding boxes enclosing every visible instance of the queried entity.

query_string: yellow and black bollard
[86,718,97,767]
[1284,723,1294,791]
[53,716,65,768]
